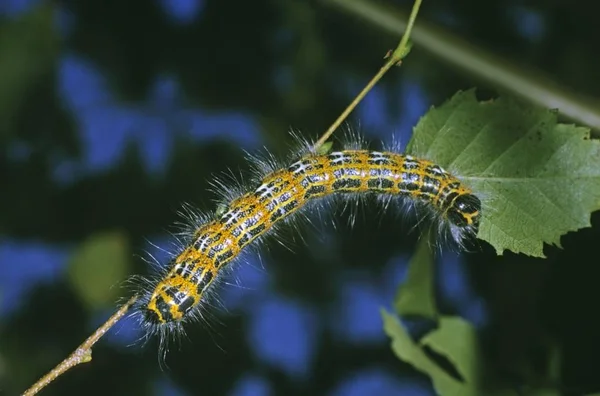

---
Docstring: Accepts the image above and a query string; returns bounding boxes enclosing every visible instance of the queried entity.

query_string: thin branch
[22,296,138,396]
[323,0,600,134]
[21,1,426,394]
[314,0,422,149]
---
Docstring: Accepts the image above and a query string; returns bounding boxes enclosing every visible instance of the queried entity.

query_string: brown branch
[22,295,138,396]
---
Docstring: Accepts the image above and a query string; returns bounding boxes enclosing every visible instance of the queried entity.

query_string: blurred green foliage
[388,236,561,395]
[67,230,131,310]
[394,231,437,319]
[0,5,58,138]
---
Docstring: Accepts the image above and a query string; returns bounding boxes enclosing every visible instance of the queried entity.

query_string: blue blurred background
[2,0,600,395]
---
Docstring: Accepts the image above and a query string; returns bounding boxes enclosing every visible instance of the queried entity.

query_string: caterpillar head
[446,193,482,231]
[144,283,198,325]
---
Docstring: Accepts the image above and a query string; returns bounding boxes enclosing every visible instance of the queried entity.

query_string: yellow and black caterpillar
[132,136,481,347]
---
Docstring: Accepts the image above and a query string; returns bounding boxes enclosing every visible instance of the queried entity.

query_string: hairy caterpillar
[131,134,481,349]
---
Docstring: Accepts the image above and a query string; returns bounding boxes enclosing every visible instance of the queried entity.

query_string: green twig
[315,0,422,148]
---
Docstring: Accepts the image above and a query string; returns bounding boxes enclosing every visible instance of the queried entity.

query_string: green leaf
[382,309,475,396]
[67,231,131,310]
[215,203,228,217]
[316,140,334,155]
[0,5,59,137]
[407,89,600,257]
[395,232,437,319]
[420,316,480,385]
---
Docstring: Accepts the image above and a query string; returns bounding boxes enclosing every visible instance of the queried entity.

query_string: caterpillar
[131,134,481,350]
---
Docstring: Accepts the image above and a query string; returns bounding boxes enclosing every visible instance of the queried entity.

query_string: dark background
[1,0,600,395]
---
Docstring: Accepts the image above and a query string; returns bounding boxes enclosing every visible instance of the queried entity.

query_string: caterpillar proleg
[132,134,481,349]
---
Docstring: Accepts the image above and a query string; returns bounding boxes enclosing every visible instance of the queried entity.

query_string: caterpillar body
[132,135,481,347]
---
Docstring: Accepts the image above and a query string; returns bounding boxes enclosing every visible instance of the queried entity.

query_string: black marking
[327,153,352,164]
[207,243,225,259]
[193,233,222,252]
[221,208,243,225]
[244,215,258,228]
[269,200,298,222]
[367,151,393,165]
[164,287,180,302]
[143,307,162,325]
[193,235,207,251]
[440,191,459,211]
[182,264,193,279]
[398,171,422,192]
[287,161,303,173]
[368,158,392,166]
[196,270,214,294]
[238,223,268,247]
[398,181,420,191]
[333,167,360,178]
[154,296,173,322]
[294,159,323,173]
[279,191,292,203]
[214,249,235,267]
[446,193,482,227]
[369,168,393,177]
[237,234,251,247]
[255,181,287,202]
[402,161,419,171]
[367,178,394,190]
[328,153,363,165]
[281,200,298,215]
[415,191,431,201]
[305,185,326,199]
[270,209,283,222]
[402,172,420,183]
[231,227,242,237]
[190,268,203,284]
[309,173,324,183]
[229,208,258,236]
[454,194,481,216]
[178,296,195,314]
[421,176,441,195]
[237,206,256,219]
[426,165,445,176]
[332,178,361,191]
